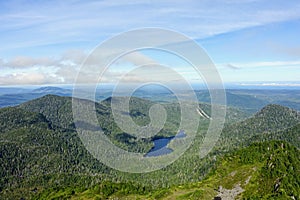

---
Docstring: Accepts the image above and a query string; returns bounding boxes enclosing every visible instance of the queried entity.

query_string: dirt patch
[216,184,244,200]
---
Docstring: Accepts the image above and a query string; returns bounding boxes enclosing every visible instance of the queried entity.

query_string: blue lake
[144,130,186,157]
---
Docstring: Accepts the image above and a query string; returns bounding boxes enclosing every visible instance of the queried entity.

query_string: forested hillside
[34,141,300,199]
[0,95,299,199]
[217,104,300,152]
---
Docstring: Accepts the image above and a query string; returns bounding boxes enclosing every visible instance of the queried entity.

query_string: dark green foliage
[19,94,74,130]
[19,95,155,153]
[199,141,300,200]
[233,104,299,136]
[245,123,300,149]
[36,141,299,199]
[0,106,111,199]
[217,104,300,152]
[0,107,49,133]
[240,141,300,199]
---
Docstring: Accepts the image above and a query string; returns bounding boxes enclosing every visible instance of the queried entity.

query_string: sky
[0,0,300,87]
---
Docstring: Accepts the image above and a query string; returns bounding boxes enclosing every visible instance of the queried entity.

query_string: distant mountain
[225,91,269,113]
[228,89,300,112]
[1,87,300,114]
[195,90,270,113]
[32,86,72,94]
[274,99,300,111]
[195,89,300,113]
[0,86,73,108]
[0,87,32,95]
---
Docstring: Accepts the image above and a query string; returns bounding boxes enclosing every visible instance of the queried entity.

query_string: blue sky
[0,0,300,86]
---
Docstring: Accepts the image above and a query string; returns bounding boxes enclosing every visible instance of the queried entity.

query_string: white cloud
[1,56,55,68]
[225,63,240,70]
[0,72,62,85]
[116,52,157,66]
[218,60,300,69]
[269,43,300,58]
[0,49,163,85]
[61,49,87,65]
[239,82,300,87]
